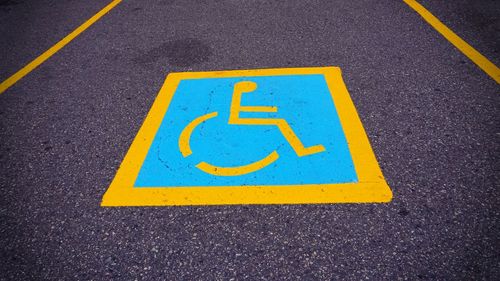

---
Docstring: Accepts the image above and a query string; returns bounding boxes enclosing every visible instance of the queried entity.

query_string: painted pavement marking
[101,67,392,206]
[404,0,500,83]
[0,0,122,95]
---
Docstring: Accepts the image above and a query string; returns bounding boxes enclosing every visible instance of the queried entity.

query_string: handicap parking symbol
[102,67,392,206]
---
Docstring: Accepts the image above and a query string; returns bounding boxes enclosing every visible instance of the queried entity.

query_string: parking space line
[0,0,122,95]
[404,0,500,83]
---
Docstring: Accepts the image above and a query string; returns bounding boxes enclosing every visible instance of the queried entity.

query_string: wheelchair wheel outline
[178,111,280,176]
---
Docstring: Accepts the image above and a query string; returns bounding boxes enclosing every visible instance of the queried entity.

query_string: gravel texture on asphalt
[1,0,499,279]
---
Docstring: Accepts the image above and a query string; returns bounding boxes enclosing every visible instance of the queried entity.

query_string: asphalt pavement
[0,0,499,279]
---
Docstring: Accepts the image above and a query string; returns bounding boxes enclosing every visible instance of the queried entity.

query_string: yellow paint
[229,81,325,157]
[179,109,279,176]
[179,108,279,174]
[179,111,218,157]
[404,0,500,83]
[240,106,278,112]
[196,151,279,176]
[101,67,392,206]
[0,0,122,95]
[179,110,279,176]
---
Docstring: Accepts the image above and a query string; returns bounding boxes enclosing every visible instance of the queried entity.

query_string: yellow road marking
[197,151,280,176]
[179,111,218,157]
[179,78,324,176]
[0,0,122,95]
[404,0,500,83]
[239,106,278,112]
[229,81,325,157]
[101,67,392,206]
[179,110,280,176]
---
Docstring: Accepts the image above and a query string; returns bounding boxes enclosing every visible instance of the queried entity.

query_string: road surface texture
[1,0,499,279]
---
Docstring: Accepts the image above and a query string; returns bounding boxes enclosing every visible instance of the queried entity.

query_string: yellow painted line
[196,151,280,177]
[179,111,218,157]
[404,0,500,83]
[0,0,122,95]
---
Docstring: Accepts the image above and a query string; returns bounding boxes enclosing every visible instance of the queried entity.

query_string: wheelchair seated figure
[179,81,325,176]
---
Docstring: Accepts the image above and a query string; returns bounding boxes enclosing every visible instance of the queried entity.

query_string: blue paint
[134,74,358,187]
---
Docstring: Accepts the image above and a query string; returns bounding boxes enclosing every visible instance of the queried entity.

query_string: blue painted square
[135,74,358,187]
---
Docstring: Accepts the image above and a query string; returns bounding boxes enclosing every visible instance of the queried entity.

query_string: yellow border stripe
[0,0,122,95]
[404,0,500,83]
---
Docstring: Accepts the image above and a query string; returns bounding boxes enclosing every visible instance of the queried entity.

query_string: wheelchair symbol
[178,81,325,176]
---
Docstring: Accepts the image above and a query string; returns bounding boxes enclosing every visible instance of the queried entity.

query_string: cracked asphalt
[0,0,499,279]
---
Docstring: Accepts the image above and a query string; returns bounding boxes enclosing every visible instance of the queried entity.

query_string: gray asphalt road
[1,0,499,280]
